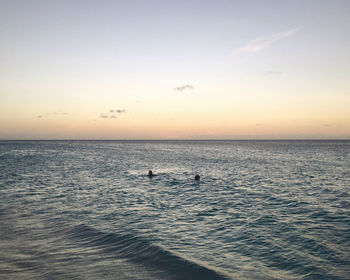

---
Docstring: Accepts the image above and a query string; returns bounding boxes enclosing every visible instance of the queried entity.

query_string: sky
[0,0,349,139]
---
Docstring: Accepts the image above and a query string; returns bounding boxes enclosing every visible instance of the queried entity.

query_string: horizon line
[0,139,349,141]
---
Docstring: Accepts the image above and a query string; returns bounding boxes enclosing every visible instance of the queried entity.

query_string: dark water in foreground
[0,140,349,280]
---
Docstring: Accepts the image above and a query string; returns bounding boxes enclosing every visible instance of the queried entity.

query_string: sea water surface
[0,140,349,279]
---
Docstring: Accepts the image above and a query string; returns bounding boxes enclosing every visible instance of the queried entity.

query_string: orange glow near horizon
[1,1,350,139]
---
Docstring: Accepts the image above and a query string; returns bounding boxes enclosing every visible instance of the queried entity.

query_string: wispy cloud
[100,109,126,119]
[174,84,194,91]
[110,109,126,114]
[37,111,67,119]
[233,28,298,54]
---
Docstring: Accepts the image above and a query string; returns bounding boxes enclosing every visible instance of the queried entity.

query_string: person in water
[194,174,200,181]
[148,170,154,177]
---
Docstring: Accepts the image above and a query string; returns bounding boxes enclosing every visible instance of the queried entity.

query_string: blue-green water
[0,140,349,279]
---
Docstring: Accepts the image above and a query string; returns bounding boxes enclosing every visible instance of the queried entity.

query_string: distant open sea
[0,140,349,279]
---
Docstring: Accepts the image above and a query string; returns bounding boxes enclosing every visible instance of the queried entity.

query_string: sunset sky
[1,0,349,139]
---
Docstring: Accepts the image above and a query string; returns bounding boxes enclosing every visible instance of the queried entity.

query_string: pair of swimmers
[148,170,200,181]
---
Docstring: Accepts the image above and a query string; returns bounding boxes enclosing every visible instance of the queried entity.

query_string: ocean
[0,140,349,280]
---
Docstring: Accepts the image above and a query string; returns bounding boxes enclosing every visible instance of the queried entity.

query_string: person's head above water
[148,170,153,176]
[194,174,200,181]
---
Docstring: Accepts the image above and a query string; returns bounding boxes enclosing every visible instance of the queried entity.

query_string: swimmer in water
[148,170,154,177]
[194,174,200,181]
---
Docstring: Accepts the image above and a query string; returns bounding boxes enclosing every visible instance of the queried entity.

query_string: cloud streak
[174,84,194,91]
[37,111,67,119]
[110,109,126,114]
[100,113,109,119]
[233,28,298,54]
[100,109,126,119]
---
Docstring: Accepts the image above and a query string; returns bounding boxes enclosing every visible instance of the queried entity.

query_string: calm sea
[0,140,349,279]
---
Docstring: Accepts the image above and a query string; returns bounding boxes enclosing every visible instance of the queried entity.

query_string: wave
[69,224,229,280]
